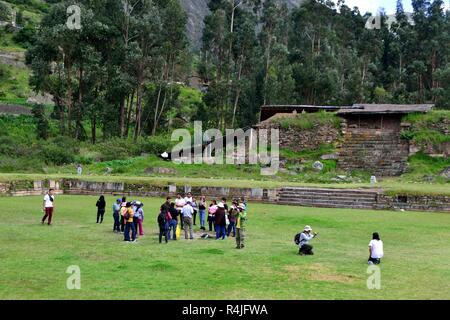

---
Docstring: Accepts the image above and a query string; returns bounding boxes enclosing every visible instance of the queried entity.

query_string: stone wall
[1,179,449,212]
[338,115,410,176]
[256,117,341,153]
[376,194,450,212]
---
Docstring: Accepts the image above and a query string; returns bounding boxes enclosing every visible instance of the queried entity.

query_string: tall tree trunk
[232,55,243,128]
[75,64,83,140]
[263,34,272,106]
[91,114,96,144]
[126,90,134,138]
[64,54,73,134]
[120,99,126,138]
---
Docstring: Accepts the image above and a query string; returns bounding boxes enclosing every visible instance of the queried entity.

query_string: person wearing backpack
[157,205,171,243]
[123,202,136,242]
[298,225,318,255]
[182,201,194,240]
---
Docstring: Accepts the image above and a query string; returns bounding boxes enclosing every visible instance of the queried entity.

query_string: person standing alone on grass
[298,226,318,255]
[41,189,55,225]
[123,202,136,242]
[235,204,247,249]
[368,232,384,265]
[182,201,194,240]
[112,198,121,233]
[96,195,106,224]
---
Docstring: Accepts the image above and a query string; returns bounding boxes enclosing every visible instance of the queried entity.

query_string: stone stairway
[278,187,380,209]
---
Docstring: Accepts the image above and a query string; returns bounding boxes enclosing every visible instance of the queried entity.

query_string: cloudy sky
[344,0,450,14]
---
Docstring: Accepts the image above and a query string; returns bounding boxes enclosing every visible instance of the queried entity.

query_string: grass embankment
[1,195,449,299]
[1,172,449,197]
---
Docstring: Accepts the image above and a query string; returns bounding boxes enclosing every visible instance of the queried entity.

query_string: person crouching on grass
[41,189,55,225]
[123,202,137,242]
[298,225,318,255]
[368,232,384,265]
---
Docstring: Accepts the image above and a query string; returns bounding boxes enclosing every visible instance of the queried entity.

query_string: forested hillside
[0,0,449,173]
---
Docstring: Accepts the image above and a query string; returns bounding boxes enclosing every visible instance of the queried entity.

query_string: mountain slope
[180,0,303,49]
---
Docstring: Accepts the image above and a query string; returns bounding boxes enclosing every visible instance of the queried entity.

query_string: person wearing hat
[134,201,145,236]
[123,202,137,242]
[112,198,122,233]
[298,226,318,255]
[235,204,247,249]
[215,202,227,240]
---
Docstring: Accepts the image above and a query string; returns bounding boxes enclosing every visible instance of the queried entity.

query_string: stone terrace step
[278,187,380,209]
[278,200,376,209]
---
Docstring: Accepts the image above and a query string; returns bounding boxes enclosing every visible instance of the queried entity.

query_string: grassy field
[1,195,449,300]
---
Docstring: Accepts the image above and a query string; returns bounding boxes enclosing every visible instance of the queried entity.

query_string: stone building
[337,104,434,176]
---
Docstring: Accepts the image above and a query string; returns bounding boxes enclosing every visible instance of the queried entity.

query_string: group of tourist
[158,193,248,249]
[41,189,383,263]
[107,196,145,242]
[94,192,248,249]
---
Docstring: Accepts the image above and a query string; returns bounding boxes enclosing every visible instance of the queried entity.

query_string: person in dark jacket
[96,195,106,224]
[215,203,227,240]
[157,205,172,244]
[168,202,179,240]
[227,201,238,237]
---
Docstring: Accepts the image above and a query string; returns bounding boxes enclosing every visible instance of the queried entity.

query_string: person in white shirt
[175,193,186,228]
[298,225,318,255]
[368,232,384,265]
[41,189,55,225]
[184,192,193,205]
[182,201,194,240]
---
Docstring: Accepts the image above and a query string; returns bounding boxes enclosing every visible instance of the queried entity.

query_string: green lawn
[1,195,449,299]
